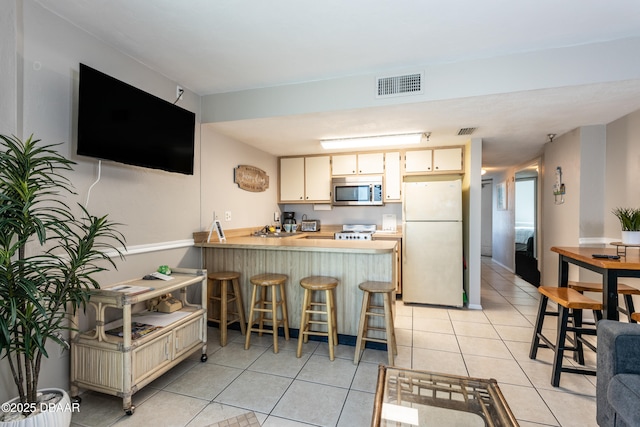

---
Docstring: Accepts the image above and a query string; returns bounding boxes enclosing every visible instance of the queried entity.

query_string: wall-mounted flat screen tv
[77,63,195,175]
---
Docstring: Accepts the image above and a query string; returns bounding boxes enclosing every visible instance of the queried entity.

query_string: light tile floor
[71,257,599,426]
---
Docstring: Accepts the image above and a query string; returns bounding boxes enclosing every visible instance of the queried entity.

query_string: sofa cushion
[608,373,640,426]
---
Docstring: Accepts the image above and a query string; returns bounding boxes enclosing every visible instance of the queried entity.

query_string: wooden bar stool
[529,286,602,387]
[207,271,247,346]
[245,273,290,353]
[568,281,640,323]
[297,276,339,360]
[354,281,397,366]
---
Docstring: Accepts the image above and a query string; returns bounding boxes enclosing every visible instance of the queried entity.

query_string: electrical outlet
[224,211,231,221]
[176,85,184,101]
[274,212,280,222]
[214,211,218,221]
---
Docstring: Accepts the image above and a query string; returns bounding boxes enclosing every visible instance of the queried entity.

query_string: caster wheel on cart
[125,405,135,416]
[201,354,208,362]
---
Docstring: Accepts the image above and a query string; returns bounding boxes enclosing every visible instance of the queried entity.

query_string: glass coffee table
[372,365,519,426]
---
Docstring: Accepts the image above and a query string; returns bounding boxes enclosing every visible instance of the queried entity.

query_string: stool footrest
[364,311,385,318]
[362,337,388,345]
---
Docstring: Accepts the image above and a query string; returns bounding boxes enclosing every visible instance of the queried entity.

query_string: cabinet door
[433,147,463,172]
[305,156,331,201]
[279,157,305,202]
[132,334,172,384]
[174,316,204,359]
[358,152,384,174]
[331,154,357,175]
[384,152,401,201]
[404,149,432,173]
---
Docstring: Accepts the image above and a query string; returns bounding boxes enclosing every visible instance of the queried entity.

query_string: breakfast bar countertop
[195,233,397,254]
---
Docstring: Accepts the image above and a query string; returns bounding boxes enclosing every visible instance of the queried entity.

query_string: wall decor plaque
[234,165,269,192]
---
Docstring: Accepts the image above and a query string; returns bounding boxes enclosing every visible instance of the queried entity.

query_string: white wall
[605,109,640,238]
[202,38,640,124]
[0,0,279,403]
[200,125,280,230]
[540,126,607,286]
[604,110,640,292]
[541,130,582,285]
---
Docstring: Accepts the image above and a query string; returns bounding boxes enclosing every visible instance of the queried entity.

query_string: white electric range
[334,224,376,240]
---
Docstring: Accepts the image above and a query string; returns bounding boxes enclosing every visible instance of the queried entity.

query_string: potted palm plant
[612,207,640,245]
[0,134,125,425]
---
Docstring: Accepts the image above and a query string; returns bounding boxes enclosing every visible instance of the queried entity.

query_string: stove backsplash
[280,203,402,229]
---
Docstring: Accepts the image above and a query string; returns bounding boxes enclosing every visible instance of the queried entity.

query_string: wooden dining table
[551,246,640,320]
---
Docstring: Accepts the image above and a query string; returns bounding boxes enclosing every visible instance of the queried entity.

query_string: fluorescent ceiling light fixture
[320,133,423,150]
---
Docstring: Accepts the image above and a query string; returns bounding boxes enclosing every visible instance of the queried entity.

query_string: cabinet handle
[300,196,303,199]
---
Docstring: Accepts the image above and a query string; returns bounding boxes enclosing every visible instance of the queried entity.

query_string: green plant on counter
[0,134,126,416]
[612,207,640,231]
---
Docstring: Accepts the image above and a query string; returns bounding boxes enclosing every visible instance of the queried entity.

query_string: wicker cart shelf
[70,268,207,415]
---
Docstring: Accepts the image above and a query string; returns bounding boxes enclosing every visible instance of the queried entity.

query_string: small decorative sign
[234,165,269,192]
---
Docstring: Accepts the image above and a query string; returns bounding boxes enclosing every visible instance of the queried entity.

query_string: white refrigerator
[402,179,463,306]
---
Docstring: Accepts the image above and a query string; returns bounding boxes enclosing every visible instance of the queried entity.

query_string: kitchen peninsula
[195,233,397,337]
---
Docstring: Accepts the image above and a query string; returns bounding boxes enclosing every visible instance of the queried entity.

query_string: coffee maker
[282,212,296,232]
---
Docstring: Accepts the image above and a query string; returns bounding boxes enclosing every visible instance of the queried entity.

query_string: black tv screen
[77,63,195,175]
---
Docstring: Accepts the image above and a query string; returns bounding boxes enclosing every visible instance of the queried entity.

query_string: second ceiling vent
[457,127,477,136]
[376,72,423,98]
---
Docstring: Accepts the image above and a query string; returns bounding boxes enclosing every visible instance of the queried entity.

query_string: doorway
[514,164,540,286]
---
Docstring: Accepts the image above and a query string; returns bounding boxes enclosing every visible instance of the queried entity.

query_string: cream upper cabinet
[433,147,463,172]
[279,156,331,203]
[404,149,433,173]
[384,152,401,201]
[331,154,357,175]
[404,146,464,174]
[331,153,384,175]
[279,157,305,202]
[357,152,384,174]
[304,156,331,201]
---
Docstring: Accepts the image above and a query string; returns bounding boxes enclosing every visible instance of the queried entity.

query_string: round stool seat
[208,271,240,281]
[358,281,395,293]
[250,273,288,286]
[300,276,338,290]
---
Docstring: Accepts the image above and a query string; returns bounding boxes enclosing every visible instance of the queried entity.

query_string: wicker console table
[70,268,207,415]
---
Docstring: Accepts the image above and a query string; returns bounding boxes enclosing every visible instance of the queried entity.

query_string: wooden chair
[207,271,246,346]
[245,273,290,353]
[297,276,339,360]
[529,286,602,387]
[354,281,397,365]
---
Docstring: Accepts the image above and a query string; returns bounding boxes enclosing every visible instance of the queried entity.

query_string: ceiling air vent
[457,127,477,136]
[376,72,423,98]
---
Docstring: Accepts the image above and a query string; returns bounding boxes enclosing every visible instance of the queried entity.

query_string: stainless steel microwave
[332,176,384,206]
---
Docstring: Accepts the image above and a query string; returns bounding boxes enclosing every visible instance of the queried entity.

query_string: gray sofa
[597,320,640,426]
